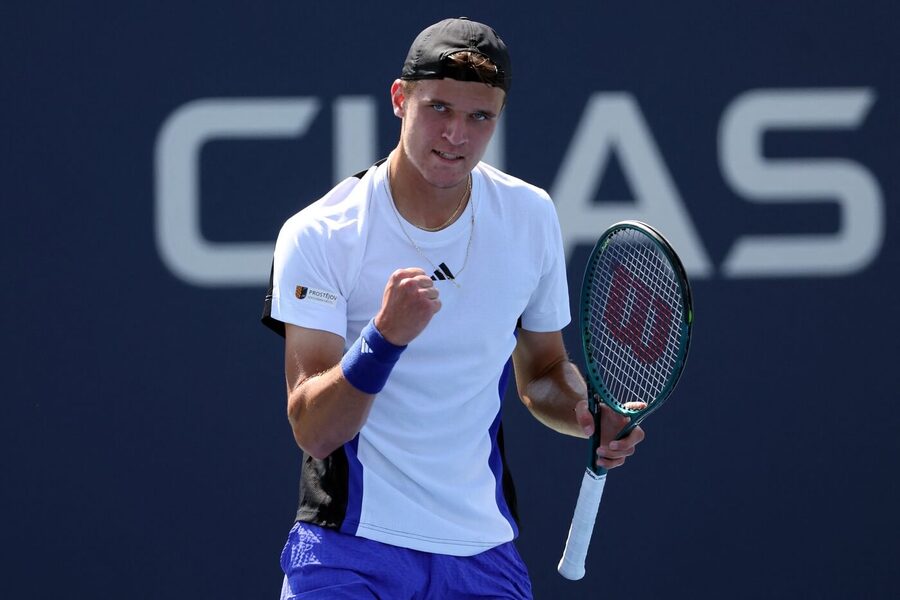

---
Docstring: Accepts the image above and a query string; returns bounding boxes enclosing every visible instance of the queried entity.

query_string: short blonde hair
[442,50,505,87]
[401,51,508,104]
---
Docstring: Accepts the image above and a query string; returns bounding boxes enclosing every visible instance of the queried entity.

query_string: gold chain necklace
[418,175,471,232]
[385,167,475,288]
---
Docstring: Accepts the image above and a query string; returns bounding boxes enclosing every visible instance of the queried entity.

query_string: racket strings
[586,229,685,408]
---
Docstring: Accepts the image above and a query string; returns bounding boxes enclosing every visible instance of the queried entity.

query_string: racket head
[580,220,693,434]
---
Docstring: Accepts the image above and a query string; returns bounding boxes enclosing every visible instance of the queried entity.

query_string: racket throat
[588,435,608,477]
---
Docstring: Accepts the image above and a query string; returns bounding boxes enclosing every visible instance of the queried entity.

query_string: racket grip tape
[557,468,608,580]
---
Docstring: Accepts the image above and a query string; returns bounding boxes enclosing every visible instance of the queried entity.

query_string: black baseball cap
[400,17,511,92]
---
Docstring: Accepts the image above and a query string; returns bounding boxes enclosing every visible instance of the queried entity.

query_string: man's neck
[387,151,471,231]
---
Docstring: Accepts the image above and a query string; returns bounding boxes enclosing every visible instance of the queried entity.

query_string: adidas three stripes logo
[430,262,455,282]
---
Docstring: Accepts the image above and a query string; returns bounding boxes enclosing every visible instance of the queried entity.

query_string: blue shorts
[279,522,533,599]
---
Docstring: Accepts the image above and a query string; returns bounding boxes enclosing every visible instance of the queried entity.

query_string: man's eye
[471,112,488,122]
[432,104,447,112]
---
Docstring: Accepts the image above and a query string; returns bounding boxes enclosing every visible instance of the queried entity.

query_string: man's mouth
[434,150,464,161]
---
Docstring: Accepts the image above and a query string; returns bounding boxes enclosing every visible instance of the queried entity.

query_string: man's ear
[390,79,406,118]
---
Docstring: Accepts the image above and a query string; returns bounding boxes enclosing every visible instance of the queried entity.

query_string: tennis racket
[557,220,693,580]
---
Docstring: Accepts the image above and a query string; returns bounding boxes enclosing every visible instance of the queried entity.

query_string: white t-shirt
[266,158,570,556]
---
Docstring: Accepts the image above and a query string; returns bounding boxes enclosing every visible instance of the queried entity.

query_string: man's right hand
[374,268,442,346]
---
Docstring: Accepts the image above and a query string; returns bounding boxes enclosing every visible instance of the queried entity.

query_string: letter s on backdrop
[718,88,883,278]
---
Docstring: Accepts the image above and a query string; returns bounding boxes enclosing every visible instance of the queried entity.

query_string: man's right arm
[283,267,442,460]
[284,324,376,460]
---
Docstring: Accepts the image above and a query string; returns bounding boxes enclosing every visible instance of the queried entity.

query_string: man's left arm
[512,328,645,470]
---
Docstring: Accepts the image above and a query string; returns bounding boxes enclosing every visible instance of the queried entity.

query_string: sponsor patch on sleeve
[295,285,338,307]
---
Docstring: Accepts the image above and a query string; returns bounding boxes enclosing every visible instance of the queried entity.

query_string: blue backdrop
[4,2,898,598]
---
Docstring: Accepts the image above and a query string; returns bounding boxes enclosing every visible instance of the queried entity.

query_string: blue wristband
[340,319,407,394]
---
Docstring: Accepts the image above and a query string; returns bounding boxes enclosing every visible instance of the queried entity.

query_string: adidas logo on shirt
[430,263,455,282]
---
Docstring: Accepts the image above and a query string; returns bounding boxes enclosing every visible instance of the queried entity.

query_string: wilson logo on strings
[603,264,674,364]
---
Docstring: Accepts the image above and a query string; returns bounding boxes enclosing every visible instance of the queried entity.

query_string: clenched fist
[373,268,441,346]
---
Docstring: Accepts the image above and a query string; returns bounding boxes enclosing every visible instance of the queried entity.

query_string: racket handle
[557,468,607,580]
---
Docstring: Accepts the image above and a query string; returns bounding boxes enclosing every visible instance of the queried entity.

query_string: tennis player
[262,17,645,599]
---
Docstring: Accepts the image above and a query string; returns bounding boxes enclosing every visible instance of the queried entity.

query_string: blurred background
[3,1,897,598]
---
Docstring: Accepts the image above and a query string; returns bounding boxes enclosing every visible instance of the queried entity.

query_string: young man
[262,17,645,599]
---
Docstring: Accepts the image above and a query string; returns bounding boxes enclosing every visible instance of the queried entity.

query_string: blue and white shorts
[279,522,533,599]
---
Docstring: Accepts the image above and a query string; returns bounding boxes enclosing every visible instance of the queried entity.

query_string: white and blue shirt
[263,158,570,556]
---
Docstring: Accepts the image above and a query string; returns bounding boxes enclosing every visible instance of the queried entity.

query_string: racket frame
[580,220,693,475]
[558,220,693,580]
